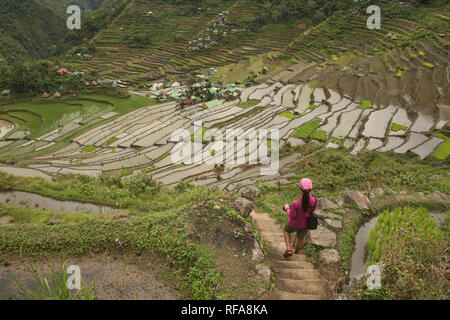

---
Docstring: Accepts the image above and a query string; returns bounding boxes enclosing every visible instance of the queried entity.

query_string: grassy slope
[36,0,110,14]
[364,207,448,300]
[0,172,268,299]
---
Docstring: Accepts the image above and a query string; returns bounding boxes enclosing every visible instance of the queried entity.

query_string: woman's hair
[302,189,311,212]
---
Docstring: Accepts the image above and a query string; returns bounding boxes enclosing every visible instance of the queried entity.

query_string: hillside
[0,0,67,63]
[64,0,326,86]
[0,0,448,302]
[36,0,110,14]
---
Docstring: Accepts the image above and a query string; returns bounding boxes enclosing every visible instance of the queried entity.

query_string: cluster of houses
[186,11,246,52]
[65,48,93,60]
[147,74,240,109]
[36,66,130,98]
[1,89,11,97]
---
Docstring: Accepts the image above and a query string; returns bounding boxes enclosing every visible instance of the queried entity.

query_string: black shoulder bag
[307,197,318,230]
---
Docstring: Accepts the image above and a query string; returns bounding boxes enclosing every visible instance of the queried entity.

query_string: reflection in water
[0,191,118,213]
[0,119,14,139]
[349,216,378,285]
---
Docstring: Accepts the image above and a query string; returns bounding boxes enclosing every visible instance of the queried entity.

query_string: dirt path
[250,212,330,300]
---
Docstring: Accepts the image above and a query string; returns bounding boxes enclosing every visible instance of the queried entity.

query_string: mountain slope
[0,0,67,63]
[36,0,115,14]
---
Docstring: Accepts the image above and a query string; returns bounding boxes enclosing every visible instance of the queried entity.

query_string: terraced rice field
[1,70,448,191]
[1,6,448,189]
[72,0,302,87]
[284,12,449,116]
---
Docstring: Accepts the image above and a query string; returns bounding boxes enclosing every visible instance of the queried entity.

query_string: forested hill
[0,0,66,64]
[36,0,111,14]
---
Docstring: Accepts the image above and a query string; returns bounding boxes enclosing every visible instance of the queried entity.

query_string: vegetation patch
[237,100,259,109]
[0,173,266,299]
[365,207,448,299]
[280,111,295,119]
[81,145,97,153]
[310,129,327,141]
[256,149,449,221]
[423,62,435,68]
[292,118,322,139]
[105,137,119,146]
[435,133,448,140]
[359,100,372,109]
[391,122,408,132]
[433,140,450,160]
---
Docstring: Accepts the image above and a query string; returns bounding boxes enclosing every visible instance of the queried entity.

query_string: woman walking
[282,178,318,257]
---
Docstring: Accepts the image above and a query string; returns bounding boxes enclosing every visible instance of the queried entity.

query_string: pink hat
[300,178,313,191]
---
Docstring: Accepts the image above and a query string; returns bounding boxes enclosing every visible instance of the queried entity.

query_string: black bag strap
[310,197,318,214]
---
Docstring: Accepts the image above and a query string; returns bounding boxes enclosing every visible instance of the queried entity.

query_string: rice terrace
[0,0,448,306]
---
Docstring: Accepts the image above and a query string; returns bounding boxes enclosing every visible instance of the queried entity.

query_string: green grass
[435,133,448,140]
[0,202,111,226]
[12,263,97,300]
[331,138,341,145]
[366,207,448,299]
[256,149,449,206]
[292,118,322,139]
[81,145,97,153]
[280,111,295,119]
[105,137,119,146]
[359,100,372,109]
[237,100,259,109]
[308,104,319,111]
[395,69,404,77]
[433,140,450,160]
[391,122,408,132]
[311,129,327,141]
[423,62,435,68]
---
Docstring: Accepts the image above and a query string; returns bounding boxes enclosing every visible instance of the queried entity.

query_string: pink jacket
[286,195,317,229]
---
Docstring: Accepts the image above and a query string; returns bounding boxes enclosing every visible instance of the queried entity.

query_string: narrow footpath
[250,211,330,300]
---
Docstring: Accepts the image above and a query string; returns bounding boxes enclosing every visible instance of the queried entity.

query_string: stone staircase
[250,211,330,300]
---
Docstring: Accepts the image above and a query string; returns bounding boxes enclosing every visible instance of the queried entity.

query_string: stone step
[276,268,320,280]
[256,223,284,235]
[269,243,301,253]
[271,290,325,300]
[256,220,283,229]
[273,260,314,270]
[250,212,272,220]
[251,213,276,220]
[258,230,283,237]
[270,253,308,262]
[276,279,330,297]
[260,231,285,241]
